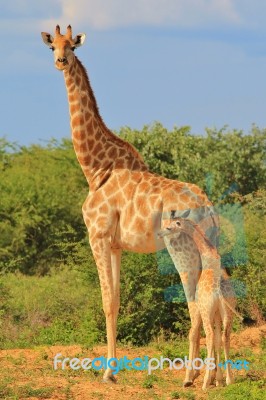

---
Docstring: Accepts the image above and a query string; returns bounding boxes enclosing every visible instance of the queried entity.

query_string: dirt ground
[0,324,265,400]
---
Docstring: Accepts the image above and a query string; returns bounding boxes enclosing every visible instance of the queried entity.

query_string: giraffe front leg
[111,248,121,343]
[201,318,215,391]
[183,303,202,387]
[90,237,120,383]
[193,323,201,380]
[202,327,215,390]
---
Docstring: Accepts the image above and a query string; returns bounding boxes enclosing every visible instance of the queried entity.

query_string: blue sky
[1,0,266,145]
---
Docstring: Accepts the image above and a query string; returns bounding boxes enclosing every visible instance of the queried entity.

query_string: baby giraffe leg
[162,231,202,387]
[184,303,202,386]
[223,316,234,385]
[198,292,217,391]
[214,314,223,386]
[192,324,201,380]
[202,320,215,390]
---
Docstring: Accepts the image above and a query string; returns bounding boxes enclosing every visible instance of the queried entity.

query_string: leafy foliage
[0,139,87,274]
[118,252,190,345]
[230,190,266,319]
[119,123,266,201]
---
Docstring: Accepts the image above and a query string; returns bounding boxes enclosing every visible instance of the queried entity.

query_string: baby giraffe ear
[181,209,191,218]
[73,33,86,48]
[41,32,54,46]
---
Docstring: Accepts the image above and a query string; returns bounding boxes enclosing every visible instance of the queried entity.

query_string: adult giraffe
[41,25,219,386]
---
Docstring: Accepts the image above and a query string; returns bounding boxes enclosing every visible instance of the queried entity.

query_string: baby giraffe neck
[192,228,221,271]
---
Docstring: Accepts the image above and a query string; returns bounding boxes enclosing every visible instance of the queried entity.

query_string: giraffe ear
[41,32,54,46]
[170,210,176,219]
[73,33,86,48]
[181,209,191,218]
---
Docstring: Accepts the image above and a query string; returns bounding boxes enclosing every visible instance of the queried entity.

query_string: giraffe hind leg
[222,311,234,385]
[163,234,202,387]
[214,313,223,386]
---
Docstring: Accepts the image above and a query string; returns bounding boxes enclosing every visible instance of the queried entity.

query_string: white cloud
[41,0,242,32]
[1,1,264,36]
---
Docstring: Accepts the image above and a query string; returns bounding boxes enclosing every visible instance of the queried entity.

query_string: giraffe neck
[63,56,146,190]
[192,228,220,270]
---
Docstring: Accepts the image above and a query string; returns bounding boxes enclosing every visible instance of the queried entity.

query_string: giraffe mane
[183,219,215,249]
[75,57,146,164]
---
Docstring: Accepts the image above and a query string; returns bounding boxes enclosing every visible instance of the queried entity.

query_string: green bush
[231,190,266,319]
[118,252,190,345]
[0,139,87,274]
[119,123,266,201]
[0,268,104,348]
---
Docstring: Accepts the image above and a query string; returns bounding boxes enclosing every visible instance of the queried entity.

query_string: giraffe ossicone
[41,25,221,387]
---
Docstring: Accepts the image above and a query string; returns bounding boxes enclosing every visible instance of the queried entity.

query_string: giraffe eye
[50,46,55,52]
[71,46,76,51]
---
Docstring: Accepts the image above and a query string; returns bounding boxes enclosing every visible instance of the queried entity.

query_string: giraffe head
[158,217,186,239]
[158,217,215,249]
[41,25,86,71]
[158,218,200,239]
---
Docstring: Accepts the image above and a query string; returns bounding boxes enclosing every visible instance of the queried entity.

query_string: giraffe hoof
[183,381,193,387]
[102,375,117,384]
[226,378,234,386]
[210,376,216,385]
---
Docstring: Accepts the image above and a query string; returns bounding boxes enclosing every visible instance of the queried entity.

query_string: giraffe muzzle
[57,57,67,64]
[157,227,173,238]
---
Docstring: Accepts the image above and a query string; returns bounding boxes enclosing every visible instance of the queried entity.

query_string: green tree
[119,123,266,201]
[0,139,87,274]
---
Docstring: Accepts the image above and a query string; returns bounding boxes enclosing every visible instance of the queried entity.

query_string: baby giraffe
[159,217,241,390]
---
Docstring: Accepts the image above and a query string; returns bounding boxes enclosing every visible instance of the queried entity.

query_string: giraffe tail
[219,293,256,326]
[219,293,244,321]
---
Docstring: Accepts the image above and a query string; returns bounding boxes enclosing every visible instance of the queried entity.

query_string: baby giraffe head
[158,217,188,239]
[158,217,215,251]
[41,25,86,71]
